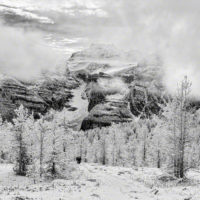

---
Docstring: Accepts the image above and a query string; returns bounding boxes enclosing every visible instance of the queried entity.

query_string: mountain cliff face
[0,72,80,121]
[0,44,169,128]
[0,77,46,121]
[81,100,133,131]
[67,45,166,130]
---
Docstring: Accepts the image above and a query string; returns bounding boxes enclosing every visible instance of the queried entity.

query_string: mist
[0,23,65,81]
[92,0,200,97]
[98,77,129,95]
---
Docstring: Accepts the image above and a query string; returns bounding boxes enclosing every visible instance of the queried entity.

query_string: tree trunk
[39,134,44,178]
[157,150,161,168]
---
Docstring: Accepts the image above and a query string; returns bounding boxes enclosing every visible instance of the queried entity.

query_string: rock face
[0,72,80,121]
[81,100,133,131]
[79,74,134,130]
[0,78,46,120]
[34,74,79,111]
[127,84,166,117]
[69,44,120,61]
[80,81,165,130]
[84,83,106,112]
[68,45,165,130]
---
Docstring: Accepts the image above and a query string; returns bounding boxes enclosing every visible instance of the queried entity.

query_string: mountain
[0,44,160,127]
[1,44,199,129]
[68,44,167,130]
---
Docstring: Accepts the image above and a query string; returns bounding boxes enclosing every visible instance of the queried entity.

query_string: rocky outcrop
[69,44,120,61]
[80,82,166,130]
[69,45,165,130]
[81,100,133,131]
[35,74,79,111]
[0,78,46,120]
[127,84,166,117]
[74,69,112,83]
[83,83,106,112]
[0,73,80,121]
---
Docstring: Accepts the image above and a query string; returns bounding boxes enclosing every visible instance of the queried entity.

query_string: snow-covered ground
[0,163,200,200]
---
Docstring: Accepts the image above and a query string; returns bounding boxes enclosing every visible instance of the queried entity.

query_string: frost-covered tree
[125,126,138,166]
[148,116,168,168]
[27,115,51,179]
[99,129,107,165]
[54,108,80,162]
[185,109,200,168]
[43,110,73,179]
[11,105,33,176]
[108,125,128,166]
[163,76,192,178]
[0,116,12,162]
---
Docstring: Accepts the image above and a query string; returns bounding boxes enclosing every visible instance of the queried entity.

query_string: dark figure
[76,156,82,164]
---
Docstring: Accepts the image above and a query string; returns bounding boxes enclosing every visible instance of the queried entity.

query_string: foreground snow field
[0,163,200,200]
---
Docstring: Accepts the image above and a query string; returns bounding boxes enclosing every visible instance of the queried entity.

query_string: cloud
[93,0,200,96]
[0,23,65,80]
[98,77,129,95]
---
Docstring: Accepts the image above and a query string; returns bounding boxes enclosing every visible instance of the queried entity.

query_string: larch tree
[149,116,168,169]
[0,116,12,162]
[11,105,32,176]
[135,120,152,167]
[28,115,51,179]
[163,76,192,178]
[44,110,71,179]
[98,128,108,165]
